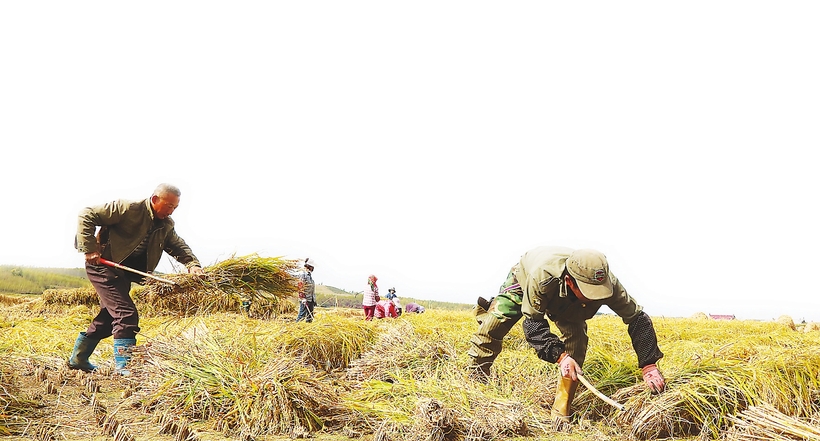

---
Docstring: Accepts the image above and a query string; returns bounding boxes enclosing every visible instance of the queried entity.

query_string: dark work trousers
[85,263,142,340]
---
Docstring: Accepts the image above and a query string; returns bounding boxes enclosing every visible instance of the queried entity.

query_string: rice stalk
[0,358,43,436]
[139,322,341,438]
[135,254,300,317]
[726,403,820,440]
[41,288,98,307]
[612,350,820,439]
[274,315,381,372]
[0,294,31,307]
[346,321,457,382]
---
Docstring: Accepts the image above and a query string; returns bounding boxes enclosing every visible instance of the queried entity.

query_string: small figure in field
[468,246,665,421]
[387,287,403,316]
[295,258,316,322]
[362,274,379,320]
[404,302,425,314]
[385,287,397,300]
[374,298,398,319]
[70,183,204,376]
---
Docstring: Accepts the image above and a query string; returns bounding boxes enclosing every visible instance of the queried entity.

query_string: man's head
[564,249,613,301]
[388,287,396,294]
[304,257,316,272]
[150,183,182,220]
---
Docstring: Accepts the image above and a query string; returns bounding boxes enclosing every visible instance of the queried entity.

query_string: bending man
[468,246,665,420]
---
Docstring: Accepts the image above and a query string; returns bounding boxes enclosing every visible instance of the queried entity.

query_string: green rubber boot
[68,332,100,372]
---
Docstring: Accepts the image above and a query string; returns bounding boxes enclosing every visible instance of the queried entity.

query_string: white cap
[304,257,317,268]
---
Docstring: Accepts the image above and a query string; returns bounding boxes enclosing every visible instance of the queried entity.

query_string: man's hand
[300,298,307,305]
[558,353,582,381]
[642,364,665,393]
[85,252,100,265]
[188,265,204,275]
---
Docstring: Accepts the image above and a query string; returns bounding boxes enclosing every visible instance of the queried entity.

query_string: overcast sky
[2,2,818,322]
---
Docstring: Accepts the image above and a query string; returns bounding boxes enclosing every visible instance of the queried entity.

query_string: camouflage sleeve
[628,311,664,367]
[522,317,566,363]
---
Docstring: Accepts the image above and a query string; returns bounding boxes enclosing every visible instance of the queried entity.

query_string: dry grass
[134,254,300,318]
[137,321,346,439]
[726,403,820,440]
[2,283,820,441]
[0,358,45,436]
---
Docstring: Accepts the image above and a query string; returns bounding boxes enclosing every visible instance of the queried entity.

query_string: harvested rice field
[2,257,819,441]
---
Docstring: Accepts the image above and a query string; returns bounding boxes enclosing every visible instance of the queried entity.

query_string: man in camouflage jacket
[468,246,665,420]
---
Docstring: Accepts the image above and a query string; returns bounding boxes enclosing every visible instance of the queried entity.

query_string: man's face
[151,193,180,219]
[564,274,591,302]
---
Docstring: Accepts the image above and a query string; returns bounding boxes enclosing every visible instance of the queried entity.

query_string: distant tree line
[0,266,90,294]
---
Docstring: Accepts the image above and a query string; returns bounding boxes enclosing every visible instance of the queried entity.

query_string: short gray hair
[153,183,181,198]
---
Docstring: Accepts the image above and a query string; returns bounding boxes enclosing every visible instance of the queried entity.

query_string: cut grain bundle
[726,403,820,441]
[276,315,380,372]
[342,371,536,440]
[139,322,341,438]
[341,331,539,441]
[777,315,797,330]
[28,288,98,315]
[346,321,456,382]
[0,294,31,307]
[464,399,530,440]
[135,255,300,317]
[612,351,820,439]
[570,347,639,420]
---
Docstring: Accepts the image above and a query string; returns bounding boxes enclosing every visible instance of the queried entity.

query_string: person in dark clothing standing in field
[295,257,317,322]
[69,183,203,376]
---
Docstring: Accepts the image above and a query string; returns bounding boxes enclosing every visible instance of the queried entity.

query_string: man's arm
[76,201,125,255]
[522,317,566,363]
[163,228,202,273]
[607,278,665,392]
[628,312,664,368]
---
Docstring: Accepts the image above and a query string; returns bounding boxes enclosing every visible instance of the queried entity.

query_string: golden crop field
[1,259,819,441]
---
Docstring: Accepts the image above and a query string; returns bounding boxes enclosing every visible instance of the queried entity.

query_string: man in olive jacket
[69,183,203,376]
[468,246,666,421]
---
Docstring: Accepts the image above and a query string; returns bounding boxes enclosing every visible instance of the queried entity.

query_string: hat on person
[388,287,396,292]
[304,257,317,268]
[565,249,613,300]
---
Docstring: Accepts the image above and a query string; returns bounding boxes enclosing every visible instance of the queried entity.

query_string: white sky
[2,2,818,322]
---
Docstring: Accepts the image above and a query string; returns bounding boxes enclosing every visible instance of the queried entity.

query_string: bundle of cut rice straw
[135,254,300,317]
[726,403,820,441]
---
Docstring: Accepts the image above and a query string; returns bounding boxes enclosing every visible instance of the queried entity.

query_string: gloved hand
[642,364,665,393]
[557,352,582,381]
[300,298,307,305]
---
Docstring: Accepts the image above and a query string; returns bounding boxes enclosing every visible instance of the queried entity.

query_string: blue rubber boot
[113,338,137,376]
[68,332,100,372]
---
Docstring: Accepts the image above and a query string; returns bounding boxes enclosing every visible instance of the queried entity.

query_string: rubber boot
[113,338,137,377]
[551,376,580,421]
[68,332,100,372]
